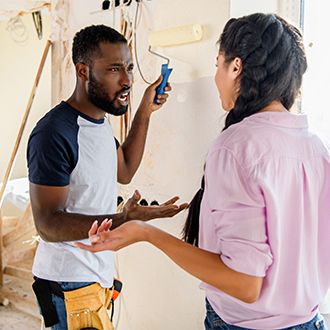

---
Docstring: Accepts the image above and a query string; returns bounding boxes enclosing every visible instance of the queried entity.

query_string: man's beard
[87,69,128,116]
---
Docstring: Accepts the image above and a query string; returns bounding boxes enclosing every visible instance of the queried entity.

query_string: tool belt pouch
[64,283,114,330]
[32,277,64,328]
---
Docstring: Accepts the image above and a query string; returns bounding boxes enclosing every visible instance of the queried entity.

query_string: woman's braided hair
[221,13,307,130]
[182,13,307,246]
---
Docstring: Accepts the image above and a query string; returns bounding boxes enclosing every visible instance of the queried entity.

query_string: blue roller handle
[154,64,173,104]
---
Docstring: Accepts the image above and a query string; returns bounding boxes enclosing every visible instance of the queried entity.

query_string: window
[301,0,330,141]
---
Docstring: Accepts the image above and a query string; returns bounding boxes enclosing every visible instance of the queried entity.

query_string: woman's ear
[232,57,242,77]
[76,63,89,81]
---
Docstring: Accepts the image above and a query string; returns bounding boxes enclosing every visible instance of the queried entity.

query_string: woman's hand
[87,218,112,246]
[74,220,147,252]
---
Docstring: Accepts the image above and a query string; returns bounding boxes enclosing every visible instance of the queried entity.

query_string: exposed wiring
[120,7,134,142]
[122,8,133,44]
[32,11,43,39]
[6,16,29,47]
[133,1,152,84]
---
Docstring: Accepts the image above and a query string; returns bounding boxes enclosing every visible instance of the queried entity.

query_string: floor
[0,268,41,330]
[0,305,41,329]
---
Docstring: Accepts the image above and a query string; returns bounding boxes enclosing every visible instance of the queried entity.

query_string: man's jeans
[205,298,328,330]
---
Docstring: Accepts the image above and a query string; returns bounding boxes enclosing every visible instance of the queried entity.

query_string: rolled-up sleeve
[205,147,273,277]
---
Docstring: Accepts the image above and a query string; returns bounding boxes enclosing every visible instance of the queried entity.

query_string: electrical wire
[122,8,133,44]
[133,1,152,84]
[6,17,29,47]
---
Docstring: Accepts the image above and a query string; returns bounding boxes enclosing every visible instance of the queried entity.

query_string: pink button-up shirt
[199,111,330,329]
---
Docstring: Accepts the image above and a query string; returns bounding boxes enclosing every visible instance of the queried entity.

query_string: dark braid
[182,13,307,246]
[222,13,307,130]
[182,177,204,247]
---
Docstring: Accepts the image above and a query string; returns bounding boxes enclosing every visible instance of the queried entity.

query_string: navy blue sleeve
[27,109,79,187]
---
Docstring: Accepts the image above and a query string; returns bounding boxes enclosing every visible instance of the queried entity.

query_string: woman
[75,13,330,330]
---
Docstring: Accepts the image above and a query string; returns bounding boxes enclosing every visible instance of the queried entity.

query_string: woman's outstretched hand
[87,218,112,245]
[73,220,147,252]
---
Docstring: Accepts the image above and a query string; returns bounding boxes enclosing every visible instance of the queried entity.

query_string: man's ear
[76,63,89,81]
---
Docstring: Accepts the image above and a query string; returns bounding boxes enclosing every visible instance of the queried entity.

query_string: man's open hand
[122,190,188,221]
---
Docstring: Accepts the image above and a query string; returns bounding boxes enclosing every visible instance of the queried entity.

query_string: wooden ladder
[1,203,36,281]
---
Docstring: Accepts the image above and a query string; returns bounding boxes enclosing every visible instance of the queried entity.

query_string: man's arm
[30,183,187,243]
[29,183,126,242]
[117,76,170,184]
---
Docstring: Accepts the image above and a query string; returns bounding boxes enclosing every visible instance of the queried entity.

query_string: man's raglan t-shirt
[27,101,119,287]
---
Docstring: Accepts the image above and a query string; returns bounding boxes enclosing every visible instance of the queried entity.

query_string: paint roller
[148,23,203,103]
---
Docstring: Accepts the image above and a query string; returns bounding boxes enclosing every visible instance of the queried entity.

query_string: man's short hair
[72,25,127,67]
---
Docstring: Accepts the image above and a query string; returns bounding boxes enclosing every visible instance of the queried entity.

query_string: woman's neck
[259,101,288,113]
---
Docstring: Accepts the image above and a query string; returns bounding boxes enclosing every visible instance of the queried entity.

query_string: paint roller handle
[154,64,173,104]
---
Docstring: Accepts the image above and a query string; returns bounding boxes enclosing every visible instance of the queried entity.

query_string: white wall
[230,0,302,27]
[230,0,278,17]
[0,13,51,182]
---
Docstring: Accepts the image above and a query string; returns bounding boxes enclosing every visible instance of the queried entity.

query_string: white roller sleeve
[148,23,203,47]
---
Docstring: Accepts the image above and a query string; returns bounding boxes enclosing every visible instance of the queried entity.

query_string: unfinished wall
[113,2,228,327]
[0,12,51,182]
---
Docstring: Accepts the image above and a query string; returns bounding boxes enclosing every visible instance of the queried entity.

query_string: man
[27,25,186,330]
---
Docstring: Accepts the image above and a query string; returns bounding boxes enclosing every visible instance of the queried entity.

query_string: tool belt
[32,277,122,330]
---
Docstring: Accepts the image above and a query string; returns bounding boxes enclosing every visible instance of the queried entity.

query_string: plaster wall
[230,0,278,17]
[0,13,51,183]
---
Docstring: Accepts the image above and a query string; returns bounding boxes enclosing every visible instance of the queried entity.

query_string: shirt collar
[242,111,309,129]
